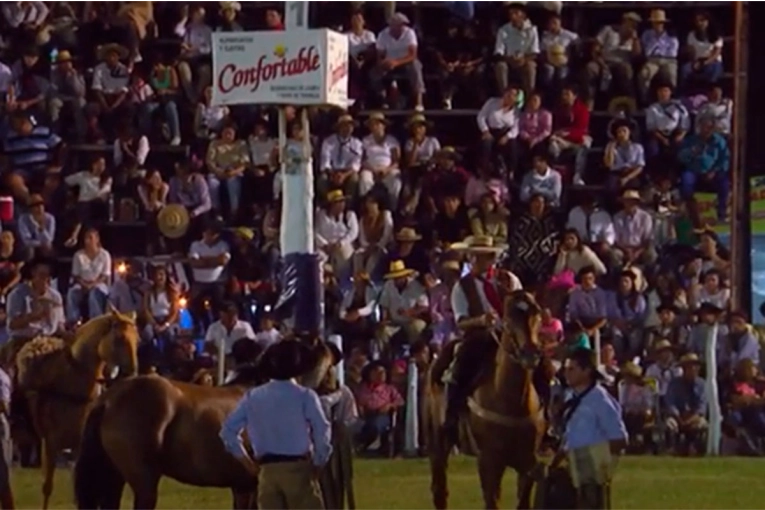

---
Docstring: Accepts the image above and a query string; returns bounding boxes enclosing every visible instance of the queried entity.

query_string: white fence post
[404,358,419,456]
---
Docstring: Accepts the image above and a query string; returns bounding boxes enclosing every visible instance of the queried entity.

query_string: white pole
[705,323,721,456]
[404,358,419,456]
[328,334,344,385]
[217,338,226,386]
[593,329,602,367]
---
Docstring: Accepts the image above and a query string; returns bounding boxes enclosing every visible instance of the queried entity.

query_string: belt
[258,454,309,465]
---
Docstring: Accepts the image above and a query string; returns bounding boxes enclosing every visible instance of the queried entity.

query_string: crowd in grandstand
[0,0,761,462]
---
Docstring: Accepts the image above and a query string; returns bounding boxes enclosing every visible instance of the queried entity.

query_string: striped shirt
[2,126,61,173]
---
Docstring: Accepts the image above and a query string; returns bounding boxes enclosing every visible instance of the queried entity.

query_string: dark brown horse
[73,337,337,510]
[424,291,552,509]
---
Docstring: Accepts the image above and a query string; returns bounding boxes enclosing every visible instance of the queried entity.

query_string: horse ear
[124,310,137,323]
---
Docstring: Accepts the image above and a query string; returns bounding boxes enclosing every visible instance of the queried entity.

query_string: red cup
[0,197,14,222]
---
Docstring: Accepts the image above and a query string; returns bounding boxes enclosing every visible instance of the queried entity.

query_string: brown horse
[73,337,337,510]
[423,291,550,510]
[14,305,140,510]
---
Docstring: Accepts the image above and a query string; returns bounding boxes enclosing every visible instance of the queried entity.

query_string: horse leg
[232,489,258,510]
[477,453,505,510]
[127,473,160,510]
[515,471,535,510]
[40,437,56,510]
[429,444,450,510]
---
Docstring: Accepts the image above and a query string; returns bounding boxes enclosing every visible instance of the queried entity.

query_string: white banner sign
[212,29,348,107]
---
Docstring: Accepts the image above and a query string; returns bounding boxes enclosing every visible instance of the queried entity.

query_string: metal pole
[730,1,745,310]
[705,323,721,456]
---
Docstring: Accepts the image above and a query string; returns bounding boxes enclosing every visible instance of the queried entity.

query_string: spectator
[8,46,48,118]
[612,189,657,268]
[422,147,471,211]
[377,260,429,353]
[568,266,609,338]
[664,353,708,451]
[690,269,730,311]
[619,362,654,444]
[590,12,642,101]
[518,91,552,160]
[644,339,683,397]
[360,112,401,204]
[109,259,149,316]
[435,17,485,110]
[723,311,760,373]
[429,259,461,349]
[316,189,359,282]
[603,118,645,193]
[205,301,255,363]
[566,193,616,251]
[506,194,558,285]
[347,11,376,103]
[216,2,243,32]
[17,194,55,258]
[645,83,690,162]
[142,264,180,355]
[645,303,688,352]
[88,43,131,140]
[354,194,393,277]
[64,155,112,242]
[244,119,278,210]
[477,85,522,178]
[493,3,539,94]
[228,227,267,321]
[729,358,765,443]
[6,257,65,344]
[432,192,470,251]
[2,111,63,196]
[638,9,679,105]
[549,85,590,186]
[695,84,732,136]
[468,192,508,243]
[682,10,724,87]
[386,228,431,282]
[0,60,11,101]
[2,2,50,44]
[337,271,378,352]
[48,50,86,140]
[113,125,150,191]
[320,114,363,200]
[354,360,404,453]
[264,8,285,30]
[188,221,230,334]
[0,231,23,301]
[205,121,250,220]
[519,152,562,207]
[168,161,213,239]
[539,12,578,92]
[254,314,281,350]
[66,228,112,324]
[403,114,440,175]
[610,270,648,359]
[194,86,229,139]
[687,302,726,363]
[553,228,607,278]
[370,12,424,111]
[141,57,182,146]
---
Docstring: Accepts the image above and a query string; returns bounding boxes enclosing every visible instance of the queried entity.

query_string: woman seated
[619,362,655,448]
[205,121,250,220]
[353,360,404,454]
[553,228,607,278]
[66,228,112,325]
[691,268,730,311]
[354,194,393,278]
[469,192,508,244]
[609,270,648,360]
[729,358,765,447]
[194,86,229,139]
[64,155,112,247]
[137,169,169,253]
[141,264,180,360]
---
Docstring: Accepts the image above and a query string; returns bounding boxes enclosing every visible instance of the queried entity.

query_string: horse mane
[70,310,137,360]
[16,336,69,390]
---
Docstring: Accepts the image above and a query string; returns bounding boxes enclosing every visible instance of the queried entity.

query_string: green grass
[10,456,765,509]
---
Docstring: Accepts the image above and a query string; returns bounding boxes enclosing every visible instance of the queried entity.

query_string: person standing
[0,357,14,509]
[220,340,331,509]
[552,347,628,509]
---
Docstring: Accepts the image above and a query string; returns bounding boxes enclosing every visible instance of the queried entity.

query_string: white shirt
[696,99,732,135]
[248,136,277,167]
[0,62,12,94]
[347,29,376,58]
[148,290,172,318]
[254,328,282,349]
[321,134,363,172]
[597,25,636,61]
[188,239,231,283]
[376,26,418,61]
[645,363,683,396]
[205,319,255,355]
[65,171,112,202]
[645,101,691,135]
[687,32,723,62]
[566,206,616,245]
[476,97,520,137]
[359,210,394,249]
[71,248,112,294]
[495,20,540,57]
[91,62,130,94]
[175,21,213,55]
[404,136,441,165]
[315,210,359,247]
[379,279,428,324]
[541,28,579,52]
[113,136,150,167]
[362,134,400,170]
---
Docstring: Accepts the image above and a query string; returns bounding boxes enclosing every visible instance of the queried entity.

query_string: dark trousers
[190,281,226,334]
[480,131,519,183]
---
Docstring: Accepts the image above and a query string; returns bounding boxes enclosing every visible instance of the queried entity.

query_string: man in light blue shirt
[553,348,627,510]
[220,340,331,510]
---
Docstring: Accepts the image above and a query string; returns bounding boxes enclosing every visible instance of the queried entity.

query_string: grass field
[10,455,765,509]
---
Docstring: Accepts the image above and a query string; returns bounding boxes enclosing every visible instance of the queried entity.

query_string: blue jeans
[66,286,108,323]
[680,169,730,219]
[681,60,724,86]
[207,174,243,214]
[446,1,474,20]
[540,63,569,87]
[139,101,180,139]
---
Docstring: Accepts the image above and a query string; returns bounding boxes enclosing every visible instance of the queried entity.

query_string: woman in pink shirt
[354,361,405,453]
[540,307,563,358]
[519,91,553,154]
[465,166,509,208]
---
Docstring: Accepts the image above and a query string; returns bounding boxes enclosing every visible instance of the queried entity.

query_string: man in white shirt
[205,301,255,360]
[370,12,424,111]
[476,85,521,179]
[87,44,130,134]
[493,3,539,94]
[645,83,690,160]
[540,13,579,88]
[188,221,231,334]
[566,193,616,265]
[175,4,213,102]
[315,190,359,284]
[320,114,364,200]
[377,260,429,352]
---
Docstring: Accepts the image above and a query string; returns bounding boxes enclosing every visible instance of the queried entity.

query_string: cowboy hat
[653,339,673,352]
[450,235,508,254]
[219,1,242,12]
[395,227,422,242]
[260,339,314,380]
[621,189,642,202]
[365,111,389,127]
[546,43,568,67]
[622,12,641,23]
[233,226,255,241]
[53,50,74,64]
[607,96,638,118]
[679,353,701,366]
[406,113,433,129]
[434,146,463,162]
[326,189,347,203]
[157,204,190,239]
[388,12,410,25]
[441,260,461,272]
[621,361,643,379]
[97,43,129,61]
[384,260,416,280]
[648,9,669,23]
[334,113,357,129]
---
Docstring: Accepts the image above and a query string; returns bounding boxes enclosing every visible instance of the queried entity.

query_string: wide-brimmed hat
[260,339,314,380]
[388,12,410,25]
[220,1,242,12]
[384,260,416,280]
[53,50,74,64]
[546,43,568,67]
[648,9,669,23]
[621,361,643,379]
[326,189,347,203]
[441,260,461,273]
[608,96,638,118]
[653,339,673,352]
[97,43,129,61]
[434,146,462,162]
[157,204,190,239]
[622,11,641,23]
[406,113,433,129]
[365,111,389,127]
[395,227,422,242]
[450,235,508,254]
[335,113,357,129]
[233,226,255,241]
[679,353,701,366]
[621,189,641,202]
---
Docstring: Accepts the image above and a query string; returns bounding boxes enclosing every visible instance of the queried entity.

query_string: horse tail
[73,403,123,509]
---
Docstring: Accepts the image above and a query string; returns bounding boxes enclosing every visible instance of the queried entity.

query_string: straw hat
[621,189,641,202]
[406,113,432,129]
[384,260,416,280]
[622,12,641,23]
[157,204,190,239]
[607,96,638,117]
[233,227,255,241]
[54,50,74,64]
[546,43,568,67]
[450,235,508,254]
[648,9,669,23]
[395,227,422,242]
[621,361,643,379]
[434,146,462,162]
[679,353,701,366]
[326,189,346,203]
[441,260,461,272]
[220,1,242,12]
[97,43,129,61]
[365,111,389,127]
[335,113,357,128]
[653,339,673,352]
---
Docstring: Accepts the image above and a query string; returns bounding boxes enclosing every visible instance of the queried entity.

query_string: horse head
[295,335,338,390]
[83,304,140,379]
[500,291,542,370]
